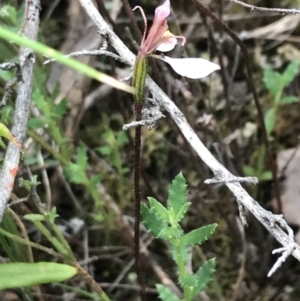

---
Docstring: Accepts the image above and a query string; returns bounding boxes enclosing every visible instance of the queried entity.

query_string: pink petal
[154,0,171,21]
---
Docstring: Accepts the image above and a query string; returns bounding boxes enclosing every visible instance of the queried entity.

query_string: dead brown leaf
[272,146,300,243]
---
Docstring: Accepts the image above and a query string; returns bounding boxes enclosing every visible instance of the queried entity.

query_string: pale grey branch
[0,0,40,221]
[44,49,130,66]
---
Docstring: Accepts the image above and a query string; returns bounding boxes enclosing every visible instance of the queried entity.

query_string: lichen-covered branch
[0,0,40,220]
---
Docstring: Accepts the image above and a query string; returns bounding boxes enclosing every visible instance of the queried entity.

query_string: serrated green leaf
[194,258,216,295]
[0,262,77,289]
[175,202,189,223]
[179,273,198,289]
[156,284,181,301]
[90,174,103,188]
[52,98,67,118]
[181,224,217,246]
[281,61,298,87]
[263,67,281,97]
[158,227,183,241]
[141,203,167,238]
[167,173,187,215]
[33,87,49,113]
[28,117,46,129]
[64,145,88,184]
[280,96,299,104]
[264,107,276,136]
[149,197,169,222]
[0,5,18,26]
[76,145,88,169]
[64,162,86,184]
[98,146,112,156]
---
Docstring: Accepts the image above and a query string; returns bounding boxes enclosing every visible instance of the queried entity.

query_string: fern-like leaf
[194,258,216,295]
[181,224,217,246]
[167,172,187,215]
[156,284,182,301]
[141,203,167,238]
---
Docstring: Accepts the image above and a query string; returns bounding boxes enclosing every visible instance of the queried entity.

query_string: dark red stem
[133,102,146,301]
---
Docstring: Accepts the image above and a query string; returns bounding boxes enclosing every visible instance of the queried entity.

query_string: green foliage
[263,60,299,137]
[0,211,28,263]
[23,175,40,192]
[0,262,77,289]
[181,224,217,246]
[244,61,299,183]
[141,202,167,238]
[65,145,104,222]
[98,129,129,175]
[65,145,89,185]
[141,173,217,301]
[156,284,182,301]
[167,172,187,217]
[30,79,69,157]
[0,3,26,66]
[243,145,272,182]
[193,258,216,296]
[0,4,18,26]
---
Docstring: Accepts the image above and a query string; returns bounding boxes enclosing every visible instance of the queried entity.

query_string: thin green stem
[132,52,148,300]
[50,222,75,260]
[175,241,192,301]
[32,220,69,257]
[0,227,63,259]
[133,103,146,300]
[175,244,186,276]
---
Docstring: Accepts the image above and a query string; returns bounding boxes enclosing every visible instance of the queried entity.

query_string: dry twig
[0,0,40,220]
[227,0,300,14]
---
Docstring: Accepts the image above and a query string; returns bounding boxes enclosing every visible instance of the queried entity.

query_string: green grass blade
[0,262,77,289]
[0,27,134,94]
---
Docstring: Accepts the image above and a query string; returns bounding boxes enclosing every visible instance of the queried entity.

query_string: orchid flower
[132,0,220,92]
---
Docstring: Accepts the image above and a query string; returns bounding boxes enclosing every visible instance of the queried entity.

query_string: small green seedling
[141,173,217,301]
[263,60,299,137]
[98,129,129,175]
[244,61,299,183]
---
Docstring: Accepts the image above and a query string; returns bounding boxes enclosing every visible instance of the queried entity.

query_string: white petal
[156,36,177,52]
[161,56,220,79]
[156,41,177,52]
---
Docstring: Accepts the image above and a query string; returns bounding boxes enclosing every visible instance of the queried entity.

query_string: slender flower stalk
[131,1,221,299]
[132,55,148,103]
